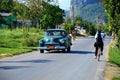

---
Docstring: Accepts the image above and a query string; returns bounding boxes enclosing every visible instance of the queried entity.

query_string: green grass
[0,28,44,58]
[0,48,32,56]
[109,42,120,66]
[113,77,120,80]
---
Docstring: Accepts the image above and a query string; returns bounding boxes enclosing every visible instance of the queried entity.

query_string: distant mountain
[71,0,108,23]
[74,0,99,7]
[64,10,70,17]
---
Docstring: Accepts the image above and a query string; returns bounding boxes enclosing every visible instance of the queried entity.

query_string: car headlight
[45,38,49,42]
[59,39,65,44]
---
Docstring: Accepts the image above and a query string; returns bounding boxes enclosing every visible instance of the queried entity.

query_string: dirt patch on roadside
[104,63,120,80]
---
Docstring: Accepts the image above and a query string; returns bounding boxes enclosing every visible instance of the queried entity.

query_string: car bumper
[38,46,66,50]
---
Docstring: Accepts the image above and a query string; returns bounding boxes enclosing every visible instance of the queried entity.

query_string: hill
[72,0,108,23]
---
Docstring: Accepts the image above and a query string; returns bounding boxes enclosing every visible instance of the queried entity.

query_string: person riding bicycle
[94,30,104,58]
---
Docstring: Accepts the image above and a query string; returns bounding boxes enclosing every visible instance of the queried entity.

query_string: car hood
[42,36,65,43]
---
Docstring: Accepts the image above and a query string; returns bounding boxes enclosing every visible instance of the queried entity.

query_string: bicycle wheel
[97,48,101,61]
[98,54,100,61]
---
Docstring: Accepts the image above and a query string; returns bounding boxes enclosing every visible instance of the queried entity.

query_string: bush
[109,42,120,66]
[22,33,43,47]
[113,77,120,80]
[0,28,44,58]
[22,37,37,47]
[29,28,40,33]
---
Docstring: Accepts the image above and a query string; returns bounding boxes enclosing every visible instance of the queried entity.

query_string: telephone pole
[70,0,75,27]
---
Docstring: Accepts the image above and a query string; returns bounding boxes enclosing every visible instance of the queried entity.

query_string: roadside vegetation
[0,0,64,58]
[0,28,44,58]
[102,0,120,80]
[0,0,120,79]
[113,77,120,80]
[105,41,120,80]
[109,41,120,80]
[109,42,120,66]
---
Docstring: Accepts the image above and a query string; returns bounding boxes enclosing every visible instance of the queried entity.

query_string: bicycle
[97,47,101,61]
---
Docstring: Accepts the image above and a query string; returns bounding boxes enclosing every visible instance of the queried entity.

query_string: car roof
[46,29,66,31]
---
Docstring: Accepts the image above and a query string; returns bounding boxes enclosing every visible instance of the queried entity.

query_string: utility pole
[70,0,75,27]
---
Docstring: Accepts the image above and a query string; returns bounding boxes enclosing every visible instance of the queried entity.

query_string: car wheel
[67,46,71,52]
[40,49,44,53]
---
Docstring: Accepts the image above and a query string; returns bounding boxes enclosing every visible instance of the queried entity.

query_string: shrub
[22,33,43,47]
[0,28,44,57]
[109,42,120,66]
[113,77,120,80]
[23,36,37,47]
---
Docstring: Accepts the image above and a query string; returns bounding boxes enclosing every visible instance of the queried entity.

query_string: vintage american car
[38,29,72,53]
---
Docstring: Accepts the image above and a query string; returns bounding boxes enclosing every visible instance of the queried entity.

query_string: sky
[58,0,71,10]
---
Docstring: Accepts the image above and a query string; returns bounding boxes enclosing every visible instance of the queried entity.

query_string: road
[0,37,111,80]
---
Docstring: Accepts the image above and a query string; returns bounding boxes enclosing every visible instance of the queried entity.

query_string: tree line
[64,16,97,35]
[1,0,119,38]
[103,0,120,48]
[0,0,64,30]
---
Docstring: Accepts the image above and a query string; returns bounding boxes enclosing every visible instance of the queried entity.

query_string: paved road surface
[0,37,111,80]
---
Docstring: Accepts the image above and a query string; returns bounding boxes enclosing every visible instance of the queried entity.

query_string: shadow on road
[45,50,94,54]
[69,50,94,54]
[0,59,53,70]
[0,59,53,64]
[0,66,30,70]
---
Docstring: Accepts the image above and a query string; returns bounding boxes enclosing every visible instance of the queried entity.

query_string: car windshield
[45,30,67,36]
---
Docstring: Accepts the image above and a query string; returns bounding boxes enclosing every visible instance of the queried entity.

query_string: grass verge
[0,28,44,58]
[105,41,120,80]
[109,42,120,66]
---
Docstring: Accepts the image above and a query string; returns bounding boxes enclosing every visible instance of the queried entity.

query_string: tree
[103,0,120,47]
[81,20,96,35]
[0,0,13,12]
[40,2,65,29]
[75,16,82,27]
[63,18,73,33]
[13,1,29,19]
[22,0,43,28]
[40,14,52,29]
[53,6,65,27]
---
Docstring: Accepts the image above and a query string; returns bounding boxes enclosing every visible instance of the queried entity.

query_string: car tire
[40,50,44,53]
[67,46,71,52]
